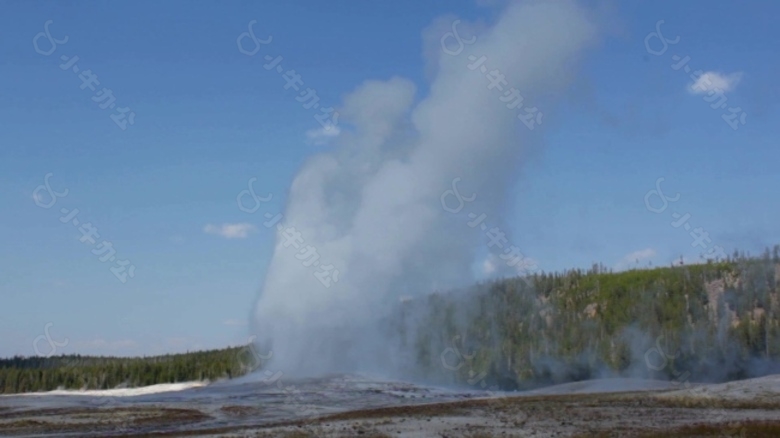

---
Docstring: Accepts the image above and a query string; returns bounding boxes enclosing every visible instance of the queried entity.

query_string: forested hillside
[0,346,256,394]
[399,247,780,390]
[4,247,779,395]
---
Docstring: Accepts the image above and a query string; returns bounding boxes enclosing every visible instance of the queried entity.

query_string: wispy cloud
[480,253,538,278]
[615,248,656,271]
[203,223,256,239]
[223,319,247,327]
[482,256,497,275]
[688,71,742,94]
[305,126,341,146]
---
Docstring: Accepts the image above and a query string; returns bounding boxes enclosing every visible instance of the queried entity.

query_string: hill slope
[399,248,780,389]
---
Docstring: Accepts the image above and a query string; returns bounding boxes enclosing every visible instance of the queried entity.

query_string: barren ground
[3,375,780,437]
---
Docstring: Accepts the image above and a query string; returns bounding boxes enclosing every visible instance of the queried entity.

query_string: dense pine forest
[4,247,780,395]
[0,346,257,394]
[398,247,780,390]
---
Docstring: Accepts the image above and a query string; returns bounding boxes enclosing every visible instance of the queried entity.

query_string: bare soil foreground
[3,375,780,437]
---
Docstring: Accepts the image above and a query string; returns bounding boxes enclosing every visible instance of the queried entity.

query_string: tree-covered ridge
[0,346,257,394]
[4,247,779,395]
[403,247,780,390]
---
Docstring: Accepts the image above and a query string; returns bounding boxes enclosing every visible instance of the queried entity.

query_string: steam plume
[253,0,599,376]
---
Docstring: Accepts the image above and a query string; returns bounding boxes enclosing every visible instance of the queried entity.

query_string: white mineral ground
[2,374,780,437]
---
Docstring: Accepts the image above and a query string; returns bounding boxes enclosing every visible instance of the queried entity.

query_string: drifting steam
[253,0,599,376]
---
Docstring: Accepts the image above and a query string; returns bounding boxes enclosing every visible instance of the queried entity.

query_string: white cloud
[482,257,497,275]
[480,253,538,278]
[203,223,256,239]
[305,126,341,146]
[688,71,742,94]
[615,248,656,271]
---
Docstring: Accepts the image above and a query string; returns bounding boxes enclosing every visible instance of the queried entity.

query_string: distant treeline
[399,246,780,390]
[0,346,257,394]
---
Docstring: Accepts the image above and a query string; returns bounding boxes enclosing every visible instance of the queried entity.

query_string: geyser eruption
[253,0,599,376]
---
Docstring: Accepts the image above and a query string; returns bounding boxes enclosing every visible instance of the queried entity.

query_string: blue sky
[1,0,778,358]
